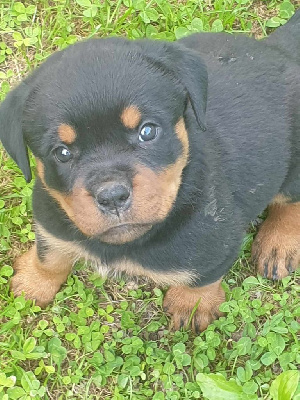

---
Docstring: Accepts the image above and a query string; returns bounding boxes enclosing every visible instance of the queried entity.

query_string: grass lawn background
[0,0,299,399]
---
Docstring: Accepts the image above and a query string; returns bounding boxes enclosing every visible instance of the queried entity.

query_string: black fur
[1,12,300,286]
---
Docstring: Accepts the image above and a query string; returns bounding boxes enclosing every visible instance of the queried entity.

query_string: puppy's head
[0,38,207,244]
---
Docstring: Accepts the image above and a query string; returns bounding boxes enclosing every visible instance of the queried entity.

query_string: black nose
[96,182,131,213]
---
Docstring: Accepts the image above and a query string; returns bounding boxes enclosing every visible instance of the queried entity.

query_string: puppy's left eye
[54,146,72,162]
[138,124,159,142]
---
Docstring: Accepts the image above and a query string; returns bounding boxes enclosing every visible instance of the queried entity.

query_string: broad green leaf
[140,8,159,23]
[280,2,294,19]
[26,5,36,14]
[242,276,259,288]
[45,366,55,374]
[132,0,146,10]
[243,381,258,395]
[207,347,216,360]
[83,6,97,18]
[267,332,286,356]
[0,374,16,388]
[261,352,277,366]
[211,19,223,32]
[271,327,288,334]
[147,321,161,332]
[237,362,252,383]
[153,393,165,400]
[191,18,203,32]
[65,332,76,341]
[194,353,209,371]
[0,372,7,385]
[25,351,46,360]
[145,8,159,21]
[269,370,299,400]
[14,296,26,310]
[174,27,190,39]
[236,337,252,356]
[104,350,115,362]
[38,320,48,330]
[47,337,67,366]
[266,17,284,28]
[129,366,140,376]
[0,265,13,277]
[62,376,71,384]
[17,14,28,22]
[173,343,185,354]
[6,387,26,399]
[145,25,158,38]
[196,373,257,400]
[12,32,23,41]
[117,374,129,389]
[13,2,26,13]
[11,217,23,226]
[182,353,191,366]
[237,367,247,383]
[21,371,40,392]
[163,362,176,375]
[23,337,36,354]
[10,350,26,361]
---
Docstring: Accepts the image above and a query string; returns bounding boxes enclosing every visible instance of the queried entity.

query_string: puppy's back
[265,9,300,64]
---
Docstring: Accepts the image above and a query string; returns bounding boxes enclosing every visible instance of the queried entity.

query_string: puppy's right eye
[138,124,160,142]
[54,146,72,162]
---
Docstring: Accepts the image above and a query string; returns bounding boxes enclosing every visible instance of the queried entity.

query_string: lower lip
[98,223,153,243]
[102,223,148,235]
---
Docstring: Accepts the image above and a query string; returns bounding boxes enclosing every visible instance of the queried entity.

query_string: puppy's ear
[137,40,208,131]
[0,51,64,183]
[0,82,32,182]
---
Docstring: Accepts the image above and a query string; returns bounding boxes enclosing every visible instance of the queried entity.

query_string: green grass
[0,0,299,399]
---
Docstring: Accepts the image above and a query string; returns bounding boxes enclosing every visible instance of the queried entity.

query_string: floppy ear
[136,40,208,131]
[0,82,32,182]
[0,51,64,183]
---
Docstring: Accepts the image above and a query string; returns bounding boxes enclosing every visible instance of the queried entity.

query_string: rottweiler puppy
[0,11,299,332]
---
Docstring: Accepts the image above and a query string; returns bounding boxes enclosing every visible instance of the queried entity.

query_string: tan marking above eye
[58,124,77,144]
[120,106,141,129]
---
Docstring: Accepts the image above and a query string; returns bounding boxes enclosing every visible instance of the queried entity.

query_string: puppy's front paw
[252,201,300,280]
[163,279,225,333]
[252,236,299,280]
[11,270,59,307]
[11,246,71,307]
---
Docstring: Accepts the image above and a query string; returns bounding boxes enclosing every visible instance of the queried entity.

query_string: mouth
[98,223,153,244]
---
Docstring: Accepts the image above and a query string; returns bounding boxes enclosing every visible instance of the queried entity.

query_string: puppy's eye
[138,124,159,142]
[54,146,72,162]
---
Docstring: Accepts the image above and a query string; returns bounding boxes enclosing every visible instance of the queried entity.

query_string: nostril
[111,185,130,203]
[96,183,131,211]
[119,193,130,202]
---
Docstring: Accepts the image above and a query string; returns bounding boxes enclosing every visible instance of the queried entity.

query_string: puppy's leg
[163,278,225,333]
[10,233,75,307]
[252,195,300,280]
